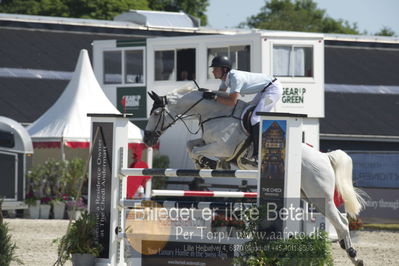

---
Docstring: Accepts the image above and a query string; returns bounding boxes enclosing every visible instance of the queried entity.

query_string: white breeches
[250,79,283,125]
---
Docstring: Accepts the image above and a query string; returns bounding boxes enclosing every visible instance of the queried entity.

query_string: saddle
[221,105,257,168]
[197,105,257,169]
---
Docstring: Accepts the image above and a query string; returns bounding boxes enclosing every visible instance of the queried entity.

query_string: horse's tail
[328,149,366,218]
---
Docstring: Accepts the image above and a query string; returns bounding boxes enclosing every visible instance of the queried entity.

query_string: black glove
[203,91,217,100]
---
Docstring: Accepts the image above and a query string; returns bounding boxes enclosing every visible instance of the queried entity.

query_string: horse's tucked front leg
[191,141,229,159]
[189,140,228,169]
[187,138,205,160]
[187,138,206,169]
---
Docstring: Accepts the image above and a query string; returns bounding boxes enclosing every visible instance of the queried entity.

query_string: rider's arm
[216,92,239,106]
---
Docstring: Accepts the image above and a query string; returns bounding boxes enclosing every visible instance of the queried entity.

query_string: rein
[155,97,205,134]
[199,103,241,131]
[152,96,243,136]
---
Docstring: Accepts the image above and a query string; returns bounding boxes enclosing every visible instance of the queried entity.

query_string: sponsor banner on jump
[348,152,399,188]
[141,241,234,266]
[125,199,321,263]
[259,120,287,200]
[89,122,113,258]
[259,120,286,232]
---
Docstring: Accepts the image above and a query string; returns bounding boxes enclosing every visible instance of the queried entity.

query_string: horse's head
[143,91,171,146]
[144,85,215,147]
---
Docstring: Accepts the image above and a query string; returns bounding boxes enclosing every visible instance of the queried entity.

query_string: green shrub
[0,199,23,265]
[152,154,170,189]
[55,211,102,265]
[234,206,333,266]
[236,231,333,266]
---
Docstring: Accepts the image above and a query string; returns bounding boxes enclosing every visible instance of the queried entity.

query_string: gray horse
[144,86,365,265]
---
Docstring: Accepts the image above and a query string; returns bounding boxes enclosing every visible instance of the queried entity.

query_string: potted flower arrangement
[65,197,87,220]
[25,158,86,220]
[39,196,53,219]
[56,211,102,266]
[348,217,363,231]
[52,196,67,219]
[348,216,363,242]
[24,191,41,219]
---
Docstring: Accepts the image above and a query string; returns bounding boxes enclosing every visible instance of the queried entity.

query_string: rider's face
[212,67,224,79]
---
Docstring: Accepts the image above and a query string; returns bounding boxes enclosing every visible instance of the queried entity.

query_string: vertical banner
[89,122,113,258]
[259,120,287,232]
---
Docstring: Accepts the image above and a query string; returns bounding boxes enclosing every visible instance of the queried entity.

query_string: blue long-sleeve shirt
[219,69,274,95]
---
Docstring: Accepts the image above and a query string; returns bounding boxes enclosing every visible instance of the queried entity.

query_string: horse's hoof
[356,259,364,266]
[347,247,357,258]
[199,157,217,169]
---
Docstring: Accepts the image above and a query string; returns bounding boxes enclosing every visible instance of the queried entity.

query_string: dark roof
[325,44,399,86]
[0,77,67,123]
[0,13,214,37]
[0,27,135,124]
[320,91,399,137]
[0,27,134,71]
[0,15,215,125]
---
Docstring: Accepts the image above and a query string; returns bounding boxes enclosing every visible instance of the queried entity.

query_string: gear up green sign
[117,87,147,118]
[282,87,307,104]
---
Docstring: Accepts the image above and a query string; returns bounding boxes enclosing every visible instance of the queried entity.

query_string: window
[155,50,174,81]
[177,49,196,81]
[154,48,196,81]
[104,51,122,84]
[207,45,250,79]
[125,50,144,84]
[229,45,250,71]
[0,130,14,148]
[273,45,313,77]
[103,48,145,85]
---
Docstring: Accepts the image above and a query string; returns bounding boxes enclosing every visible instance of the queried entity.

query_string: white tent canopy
[27,49,143,148]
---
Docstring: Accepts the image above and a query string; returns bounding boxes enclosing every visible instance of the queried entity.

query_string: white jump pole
[151,190,257,198]
[121,168,258,179]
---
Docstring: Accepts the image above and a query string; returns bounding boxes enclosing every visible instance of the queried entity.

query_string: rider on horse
[204,55,283,161]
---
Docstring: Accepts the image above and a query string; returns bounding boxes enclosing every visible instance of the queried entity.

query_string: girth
[242,105,256,134]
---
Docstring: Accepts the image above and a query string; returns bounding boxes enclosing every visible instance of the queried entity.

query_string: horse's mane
[166,83,198,104]
[169,83,197,96]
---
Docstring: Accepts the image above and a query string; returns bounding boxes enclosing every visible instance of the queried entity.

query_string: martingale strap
[200,103,241,132]
[261,78,277,93]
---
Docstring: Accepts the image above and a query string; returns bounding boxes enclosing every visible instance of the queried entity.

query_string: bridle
[147,91,205,137]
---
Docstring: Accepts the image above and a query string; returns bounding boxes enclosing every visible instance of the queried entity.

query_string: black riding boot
[251,123,260,158]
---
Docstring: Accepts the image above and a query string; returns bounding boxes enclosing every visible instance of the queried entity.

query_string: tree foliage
[0,0,149,19]
[0,0,208,25]
[375,26,395,37]
[148,0,209,26]
[241,0,359,34]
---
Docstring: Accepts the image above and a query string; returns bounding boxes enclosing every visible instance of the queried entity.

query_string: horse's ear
[152,91,160,99]
[148,91,157,101]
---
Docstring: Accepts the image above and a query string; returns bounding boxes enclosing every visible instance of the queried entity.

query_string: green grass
[363,224,399,231]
